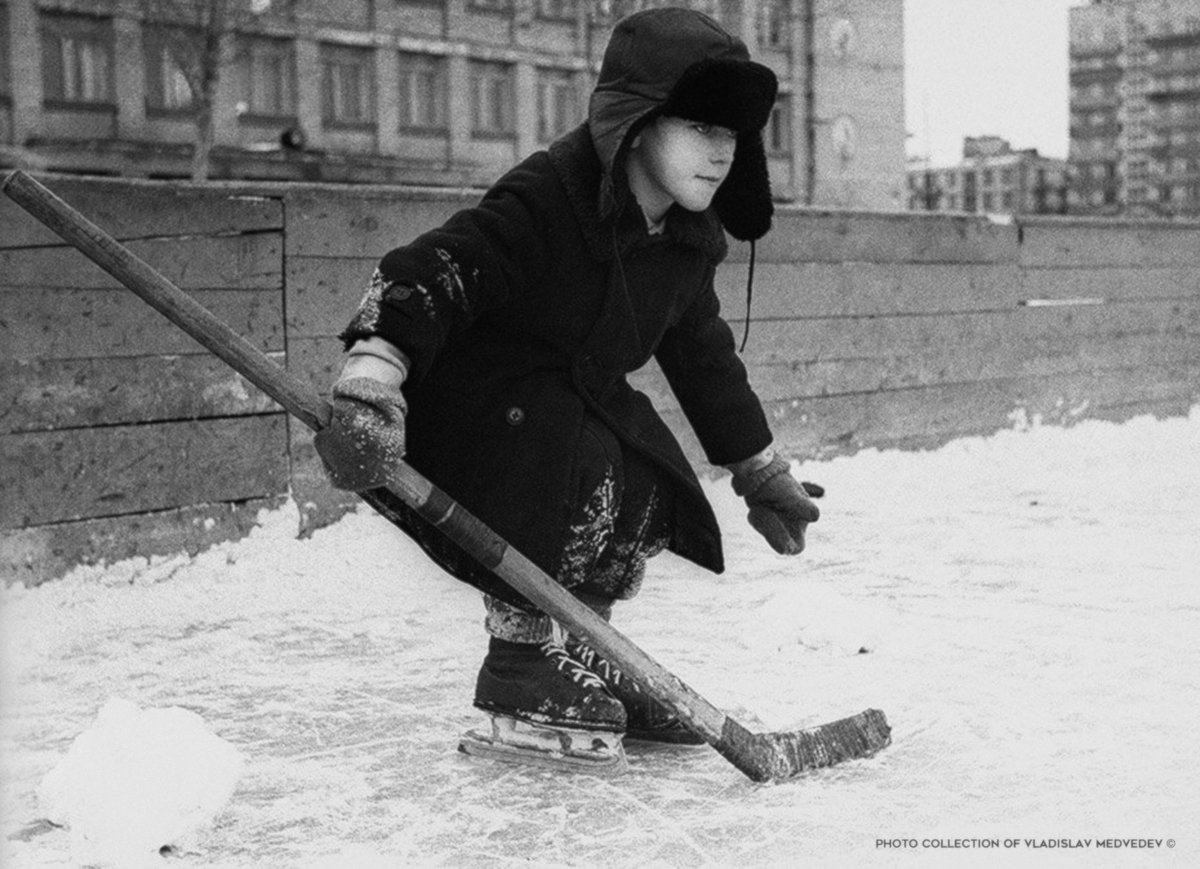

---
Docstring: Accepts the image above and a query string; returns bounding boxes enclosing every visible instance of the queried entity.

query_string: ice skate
[565,638,706,745]
[459,638,628,774]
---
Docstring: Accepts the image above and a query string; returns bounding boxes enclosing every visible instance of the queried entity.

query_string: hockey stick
[3,170,890,782]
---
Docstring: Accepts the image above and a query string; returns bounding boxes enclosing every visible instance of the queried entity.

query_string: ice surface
[3,410,1198,867]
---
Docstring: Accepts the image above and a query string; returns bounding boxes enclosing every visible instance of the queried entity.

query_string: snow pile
[36,698,244,868]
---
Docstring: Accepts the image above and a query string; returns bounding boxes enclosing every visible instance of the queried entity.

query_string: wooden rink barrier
[2,175,1198,583]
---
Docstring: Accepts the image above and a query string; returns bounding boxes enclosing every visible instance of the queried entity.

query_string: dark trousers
[485,414,673,642]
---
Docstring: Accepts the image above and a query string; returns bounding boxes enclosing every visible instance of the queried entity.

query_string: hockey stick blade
[717,710,891,782]
[2,170,891,783]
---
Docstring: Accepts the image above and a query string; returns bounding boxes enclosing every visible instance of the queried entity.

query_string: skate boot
[565,638,705,745]
[459,637,629,774]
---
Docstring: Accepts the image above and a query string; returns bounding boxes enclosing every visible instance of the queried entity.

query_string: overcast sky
[904,0,1083,165]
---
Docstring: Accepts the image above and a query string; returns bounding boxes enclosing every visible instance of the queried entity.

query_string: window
[236,36,296,118]
[471,60,514,137]
[41,13,114,105]
[144,26,195,113]
[537,0,576,21]
[758,0,789,49]
[982,192,994,211]
[0,4,10,99]
[537,68,578,142]
[982,169,993,185]
[397,52,447,131]
[322,44,374,126]
[470,0,511,11]
[767,95,791,155]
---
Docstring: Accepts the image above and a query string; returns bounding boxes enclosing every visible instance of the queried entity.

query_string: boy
[315,7,819,772]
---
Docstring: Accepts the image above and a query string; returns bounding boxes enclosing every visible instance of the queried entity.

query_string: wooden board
[0,353,284,433]
[1,287,284,360]
[286,255,377,337]
[285,334,345,397]
[0,496,287,587]
[1018,218,1200,268]
[727,208,1019,265]
[1,415,289,527]
[282,190,471,259]
[727,297,1198,359]
[0,232,283,290]
[1019,266,1200,303]
[715,260,1021,320]
[637,321,1195,407]
[776,365,1198,454]
[0,177,283,249]
[656,364,1198,468]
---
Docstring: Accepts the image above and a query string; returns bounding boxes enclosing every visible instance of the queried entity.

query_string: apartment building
[0,0,904,208]
[1069,0,1200,217]
[906,135,1069,216]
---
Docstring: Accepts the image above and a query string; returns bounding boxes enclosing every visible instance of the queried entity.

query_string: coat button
[505,406,525,426]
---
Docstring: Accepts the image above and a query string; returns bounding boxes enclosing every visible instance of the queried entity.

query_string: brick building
[1069,0,1200,217]
[0,0,904,209]
[906,135,1069,216]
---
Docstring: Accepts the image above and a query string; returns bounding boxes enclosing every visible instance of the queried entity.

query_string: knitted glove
[314,377,407,491]
[732,455,820,555]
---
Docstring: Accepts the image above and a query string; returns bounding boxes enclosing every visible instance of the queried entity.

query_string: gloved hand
[314,377,407,491]
[732,455,820,555]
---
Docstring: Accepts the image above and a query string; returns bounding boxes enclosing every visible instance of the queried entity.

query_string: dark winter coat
[341,124,771,605]
[340,9,777,608]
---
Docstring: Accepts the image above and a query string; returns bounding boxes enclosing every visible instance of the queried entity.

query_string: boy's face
[629,116,738,216]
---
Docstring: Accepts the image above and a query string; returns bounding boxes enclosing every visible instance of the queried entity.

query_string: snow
[36,699,243,868]
[3,409,1198,868]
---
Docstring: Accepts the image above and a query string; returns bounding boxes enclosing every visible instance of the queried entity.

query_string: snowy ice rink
[3,409,1198,867]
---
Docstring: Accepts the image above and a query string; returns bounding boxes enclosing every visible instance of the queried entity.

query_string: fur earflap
[587,7,779,241]
[659,57,779,134]
[713,129,774,242]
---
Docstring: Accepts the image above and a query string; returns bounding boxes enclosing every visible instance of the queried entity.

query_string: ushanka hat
[589,7,779,242]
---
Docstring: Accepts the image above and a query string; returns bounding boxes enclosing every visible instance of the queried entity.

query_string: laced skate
[459,638,629,774]
[566,638,706,745]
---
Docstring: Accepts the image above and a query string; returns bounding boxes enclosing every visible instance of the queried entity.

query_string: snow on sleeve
[36,698,244,869]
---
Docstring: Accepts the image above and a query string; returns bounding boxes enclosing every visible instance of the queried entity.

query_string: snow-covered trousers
[484,414,673,642]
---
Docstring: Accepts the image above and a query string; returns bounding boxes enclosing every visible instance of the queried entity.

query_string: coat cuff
[730,454,790,497]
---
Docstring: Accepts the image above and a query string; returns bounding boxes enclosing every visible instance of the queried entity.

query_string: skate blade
[625,728,707,746]
[458,715,628,776]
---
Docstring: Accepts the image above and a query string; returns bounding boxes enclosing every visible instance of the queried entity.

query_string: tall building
[906,136,1069,215]
[1069,0,1200,217]
[0,0,905,210]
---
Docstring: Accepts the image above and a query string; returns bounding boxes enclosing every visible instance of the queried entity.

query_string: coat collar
[547,124,728,265]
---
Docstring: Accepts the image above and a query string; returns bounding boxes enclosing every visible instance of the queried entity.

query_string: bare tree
[140,0,292,180]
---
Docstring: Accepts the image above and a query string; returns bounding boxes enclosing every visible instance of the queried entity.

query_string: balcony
[1144,81,1200,102]
[1144,30,1200,50]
